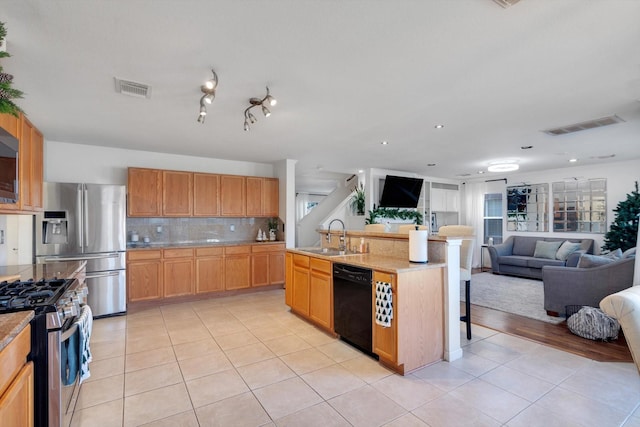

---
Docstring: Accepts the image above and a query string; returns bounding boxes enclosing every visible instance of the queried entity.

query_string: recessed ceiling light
[478,171,485,174]
[521,145,533,150]
[381,140,388,145]
[487,162,519,172]
[434,124,444,129]
[358,169,364,174]
[427,163,436,167]
[568,158,578,163]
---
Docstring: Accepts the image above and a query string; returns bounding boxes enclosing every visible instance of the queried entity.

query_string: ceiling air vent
[114,78,152,99]
[542,115,625,136]
[493,0,521,8]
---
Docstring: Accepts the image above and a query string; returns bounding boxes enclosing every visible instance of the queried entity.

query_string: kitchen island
[285,232,463,375]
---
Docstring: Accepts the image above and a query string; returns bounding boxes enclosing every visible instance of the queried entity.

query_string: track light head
[242,86,277,130]
[197,69,218,124]
[204,69,218,90]
[261,105,271,117]
[244,120,250,131]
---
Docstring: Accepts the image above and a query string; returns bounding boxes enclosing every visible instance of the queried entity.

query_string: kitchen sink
[298,247,359,257]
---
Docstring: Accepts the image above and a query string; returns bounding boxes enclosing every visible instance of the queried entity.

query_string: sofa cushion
[577,253,618,268]
[533,240,563,259]
[622,248,636,259]
[528,257,565,269]
[512,237,538,256]
[497,255,530,267]
[555,241,582,261]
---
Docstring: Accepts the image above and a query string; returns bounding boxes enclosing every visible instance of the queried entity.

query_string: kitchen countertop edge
[127,241,285,250]
[0,311,34,352]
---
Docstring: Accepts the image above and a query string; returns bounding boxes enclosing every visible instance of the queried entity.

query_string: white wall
[45,140,275,184]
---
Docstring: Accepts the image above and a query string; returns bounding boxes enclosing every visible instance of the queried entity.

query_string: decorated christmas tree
[0,21,24,116]
[602,181,640,253]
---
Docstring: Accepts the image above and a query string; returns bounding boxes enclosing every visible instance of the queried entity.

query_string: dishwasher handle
[333,263,372,284]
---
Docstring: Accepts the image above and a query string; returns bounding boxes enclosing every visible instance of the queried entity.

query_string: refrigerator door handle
[77,185,84,250]
[86,271,120,280]
[83,186,89,249]
[41,252,121,262]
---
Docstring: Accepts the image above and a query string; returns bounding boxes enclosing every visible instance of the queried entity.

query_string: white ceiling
[2,0,639,193]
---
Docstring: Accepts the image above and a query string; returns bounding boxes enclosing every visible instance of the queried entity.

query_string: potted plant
[267,217,278,241]
[350,183,366,215]
[0,22,24,117]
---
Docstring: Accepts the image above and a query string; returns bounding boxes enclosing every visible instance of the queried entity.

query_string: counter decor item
[269,229,276,241]
[0,21,24,116]
[350,183,366,215]
[409,227,428,263]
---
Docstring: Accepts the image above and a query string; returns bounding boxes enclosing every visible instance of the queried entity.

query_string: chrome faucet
[327,218,346,252]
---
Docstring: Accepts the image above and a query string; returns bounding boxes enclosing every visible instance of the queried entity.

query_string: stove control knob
[71,293,81,304]
[63,303,78,318]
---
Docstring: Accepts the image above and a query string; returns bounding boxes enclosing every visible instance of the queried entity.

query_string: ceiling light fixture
[434,124,444,129]
[197,69,218,124]
[243,87,277,131]
[487,161,519,172]
[569,158,578,163]
[381,141,389,145]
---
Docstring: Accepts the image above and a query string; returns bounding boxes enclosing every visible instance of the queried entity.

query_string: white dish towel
[375,281,393,327]
[76,304,93,383]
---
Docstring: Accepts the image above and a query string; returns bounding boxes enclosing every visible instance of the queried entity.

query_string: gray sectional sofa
[487,235,595,280]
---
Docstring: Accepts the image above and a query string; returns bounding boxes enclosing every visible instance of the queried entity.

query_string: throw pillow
[533,240,563,259]
[602,248,623,260]
[622,248,636,259]
[577,254,616,268]
[555,241,582,261]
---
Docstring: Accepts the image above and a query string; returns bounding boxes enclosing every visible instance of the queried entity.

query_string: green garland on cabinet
[0,21,24,116]
[366,207,423,225]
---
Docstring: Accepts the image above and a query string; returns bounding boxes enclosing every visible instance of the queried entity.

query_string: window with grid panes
[484,193,503,244]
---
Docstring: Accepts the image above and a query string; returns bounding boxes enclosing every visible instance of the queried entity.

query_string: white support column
[444,238,463,361]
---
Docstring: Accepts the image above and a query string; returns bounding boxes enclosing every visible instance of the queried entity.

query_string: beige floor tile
[249,325,293,341]
[448,351,500,377]
[317,340,362,363]
[93,315,127,331]
[70,398,123,427]
[280,348,335,375]
[125,346,176,372]
[207,320,249,336]
[465,339,523,364]
[85,356,125,383]
[301,364,366,400]
[123,383,193,427]
[327,384,407,427]
[125,324,168,340]
[173,338,221,361]
[139,410,199,427]
[505,346,589,384]
[92,328,126,344]
[263,334,312,356]
[411,394,501,427]
[124,361,183,397]
[505,403,582,427]
[164,318,205,332]
[274,402,350,427]
[225,342,276,367]
[126,334,173,354]
[91,339,126,361]
[484,332,541,354]
[126,314,164,329]
[340,355,394,384]
[214,330,260,350]
[236,357,296,390]
[382,413,429,427]
[195,392,271,427]
[411,361,475,392]
[253,377,323,420]
[372,374,444,411]
[449,378,531,423]
[168,326,212,345]
[127,307,162,319]
[178,351,233,381]
[625,415,640,427]
[75,375,124,410]
[186,369,249,408]
[480,365,555,402]
[298,329,336,347]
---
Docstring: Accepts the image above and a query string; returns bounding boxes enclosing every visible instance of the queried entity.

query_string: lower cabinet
[291,254,310,316]
[0,324,33,427]
[285,253,293,307]
[252,243,286,287]
[163,248,194,297]
[195,247,224,294]
[372,271,397,364]
[287,254,333,332]
[225,246,251,290]
[127,250,163,302]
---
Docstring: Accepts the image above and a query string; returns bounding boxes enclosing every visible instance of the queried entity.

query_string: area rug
[460,272,564,324]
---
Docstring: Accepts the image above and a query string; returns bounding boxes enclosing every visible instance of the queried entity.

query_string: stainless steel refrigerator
[35,182,126,317]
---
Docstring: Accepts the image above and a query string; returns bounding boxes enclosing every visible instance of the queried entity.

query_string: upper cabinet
[128,167,277,218]
[0,113,44,214]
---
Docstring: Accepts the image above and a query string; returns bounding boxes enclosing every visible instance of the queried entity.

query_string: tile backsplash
[126,217,280,245]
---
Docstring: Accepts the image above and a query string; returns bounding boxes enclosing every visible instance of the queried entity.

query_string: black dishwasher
[333,263,376,357]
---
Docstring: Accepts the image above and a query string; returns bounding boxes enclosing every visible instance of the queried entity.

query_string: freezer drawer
[37,251,126,271]
[87,269,126,317]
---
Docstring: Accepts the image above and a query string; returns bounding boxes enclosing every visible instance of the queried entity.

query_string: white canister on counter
[409,228,428,263]
[131,232,139,242]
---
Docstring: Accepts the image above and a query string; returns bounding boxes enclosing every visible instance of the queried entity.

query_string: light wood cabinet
[269,250,285,284]
[309,258,332,330]
[291,254,311,316]
[0,113,19,139]
[163,248,194,297]
[263,178,279,217]
[251,243,285,287]
[0,324,33,427]
[246,177,263,217]
[128,168,162,217]
[29,126,43,211]
[220,175,246,216]
[195,247,224,294]
[285,253,293,307]
[251,253,269,287]
[193,173,220,216]
[127,250,163,302]
[373,271,397,364]
[224,245,251,289]
[162,171,193,216]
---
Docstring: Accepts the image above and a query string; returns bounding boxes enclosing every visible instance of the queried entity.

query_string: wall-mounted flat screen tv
[378,175,423,208]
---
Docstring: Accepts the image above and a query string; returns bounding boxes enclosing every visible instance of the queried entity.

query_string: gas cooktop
[0,278,73,312]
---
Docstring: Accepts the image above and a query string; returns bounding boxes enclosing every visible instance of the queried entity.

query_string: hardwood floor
[465,302,633,363]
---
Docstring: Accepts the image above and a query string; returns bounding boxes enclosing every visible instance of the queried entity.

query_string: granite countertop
[127,240,284,250]
[0,311,34,352]
[287,248,446,274]
[0,260,86,282]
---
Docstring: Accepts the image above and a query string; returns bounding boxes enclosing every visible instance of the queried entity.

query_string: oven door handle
[60,323,78,342]
[42,253,121,262]
[86,271,120,280]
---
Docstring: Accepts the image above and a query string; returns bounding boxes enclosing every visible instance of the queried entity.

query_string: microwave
[0,126,19,204]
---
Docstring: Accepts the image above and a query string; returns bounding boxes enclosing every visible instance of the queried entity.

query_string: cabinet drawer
[225,245,251,255]
[252,243,285,253]
[195,247,224,257]
[127,250,162,261]
[163,248,194,259]
[293,254,310,268]
[0,324,30,395]
[310,258,331,274]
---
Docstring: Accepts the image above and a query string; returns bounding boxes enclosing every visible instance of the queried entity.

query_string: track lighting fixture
[243,87,277,131]
[197,69,218,124]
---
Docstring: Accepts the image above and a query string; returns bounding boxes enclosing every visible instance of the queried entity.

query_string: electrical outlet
[0,229,4,244]
[230,224,235,232]
[156,225,163,233]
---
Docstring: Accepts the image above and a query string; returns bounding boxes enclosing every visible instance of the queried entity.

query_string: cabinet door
[431,188,446,212]
[309,269,332,330]
[127,260,163,302]
[196,256,224,293]
[193,173,220,216]
[128,168,162,217]
[292,266,310,316]
[246,177,263,217]
[251,253,269,287]
[285,253,293,307]
[269,251,285,284]
[446,190,459,212]
[19,118,33,210]
[163,170,193,216]
[29,126,43,211]
[0,361,33,427]
[263,178,279,217]
[0,113,20,139]
[163,258,194,297]
[372,271,397,363]
[220,175,245,216]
